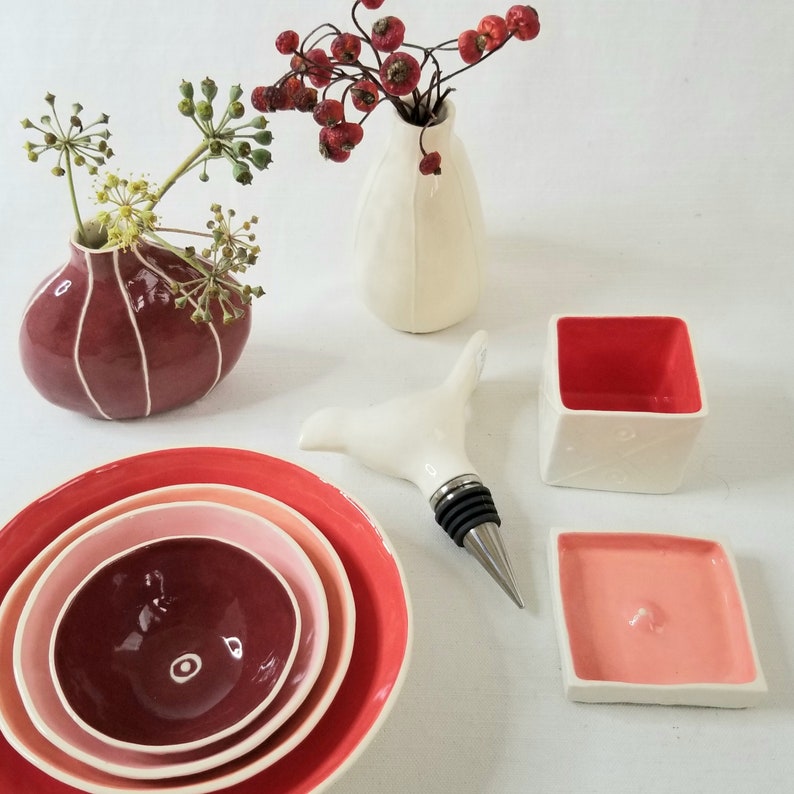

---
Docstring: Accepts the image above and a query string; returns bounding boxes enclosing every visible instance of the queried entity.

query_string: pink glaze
[556,316,702,413]
[557,532,757,685]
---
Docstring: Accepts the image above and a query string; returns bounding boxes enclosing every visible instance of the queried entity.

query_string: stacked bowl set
[0,448,412,794]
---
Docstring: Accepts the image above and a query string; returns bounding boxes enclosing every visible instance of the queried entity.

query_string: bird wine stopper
[298,330,524,608]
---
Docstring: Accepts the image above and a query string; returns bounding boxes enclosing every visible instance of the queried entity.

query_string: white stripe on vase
[74,252,113,420]
[115,249,152,417]
[136,247,224,398]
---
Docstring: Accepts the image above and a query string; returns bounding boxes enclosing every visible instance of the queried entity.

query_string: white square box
[539,315,708,494]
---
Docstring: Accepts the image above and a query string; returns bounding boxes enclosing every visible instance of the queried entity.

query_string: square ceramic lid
[548,529,766,708]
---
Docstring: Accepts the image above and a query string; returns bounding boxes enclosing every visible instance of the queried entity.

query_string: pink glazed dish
[548,529,766,707]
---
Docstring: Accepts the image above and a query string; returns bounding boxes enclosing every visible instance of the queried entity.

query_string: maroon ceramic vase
[19,229,252,420]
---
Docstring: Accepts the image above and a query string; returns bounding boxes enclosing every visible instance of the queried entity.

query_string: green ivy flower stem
[63,152,87,243]
[145,141,209,211]
[145,228,213,279]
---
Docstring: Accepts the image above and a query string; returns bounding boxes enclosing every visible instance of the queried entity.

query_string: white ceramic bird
[299,330,523,607]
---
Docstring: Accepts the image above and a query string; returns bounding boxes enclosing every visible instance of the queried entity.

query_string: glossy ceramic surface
[548,529,766,707]
[50,531,299,751]
[354,102,486,332]
[300,330,489,500]
[5,485,344,781]
[539,315,708,493]
[19,231,251,419]
[0,448,411,794]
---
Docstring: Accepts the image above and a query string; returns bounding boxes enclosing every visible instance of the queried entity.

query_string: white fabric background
[1,1,793,792]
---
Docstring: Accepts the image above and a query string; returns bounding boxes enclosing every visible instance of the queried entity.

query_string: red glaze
[556,316,702,413]
[53,536,298,748]
[19,235,251,420]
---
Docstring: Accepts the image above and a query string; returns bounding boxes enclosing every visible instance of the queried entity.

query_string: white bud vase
[353,102,487,333]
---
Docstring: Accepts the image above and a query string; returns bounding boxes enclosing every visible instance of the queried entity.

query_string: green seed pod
[228,84,244,102]
[233,140,252,158]
[179,80,194,99]
[178,98,195,117]
[249,148,273,170]
[253,130,273,146]
[232,162,253,185]
[201,77,218,102]
[196,101,213,121]
[51,166,65,176]
[208,138,223,156]
[228,101,245,119]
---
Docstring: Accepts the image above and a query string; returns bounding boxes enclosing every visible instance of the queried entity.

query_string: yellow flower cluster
[94,174,159,249]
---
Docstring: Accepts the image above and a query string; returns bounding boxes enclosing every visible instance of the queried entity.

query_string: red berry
[250,85,269,112]
[379,51,422,96]
[312,98,345,127]
[350,79,380,112]
[477,14,508,50]
[275,30,300,55]
[290,53,308,74]
[505,5,540,41]
[371,16,406,52]
[338,121,364,147]
[330,32,362,63]
[457,29,486,64]
[319,128,351,162]
[250,85,291,112]
[419,151,442,176]
[293,85,319,113]
[282,76,302,98]
[360,0,385,8]
[305,48,334,88]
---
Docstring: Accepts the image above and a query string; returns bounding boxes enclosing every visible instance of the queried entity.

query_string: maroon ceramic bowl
[50,535,300,751]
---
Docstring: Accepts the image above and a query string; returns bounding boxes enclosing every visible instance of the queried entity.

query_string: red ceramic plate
[0,448,412,794]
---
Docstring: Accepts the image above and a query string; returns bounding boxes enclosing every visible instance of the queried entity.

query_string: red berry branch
[251,2,540,175]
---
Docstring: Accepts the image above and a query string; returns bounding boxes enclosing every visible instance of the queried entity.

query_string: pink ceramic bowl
[3,481,349,782]
[0,449,409,794]
[13,498,330,769]
[51,532,300,751]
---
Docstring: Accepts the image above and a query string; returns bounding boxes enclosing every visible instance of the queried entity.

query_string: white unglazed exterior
[353,102,487,333]
[538,315,709,494]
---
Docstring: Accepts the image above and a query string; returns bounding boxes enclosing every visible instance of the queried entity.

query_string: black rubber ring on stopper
[433,484,501,547]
